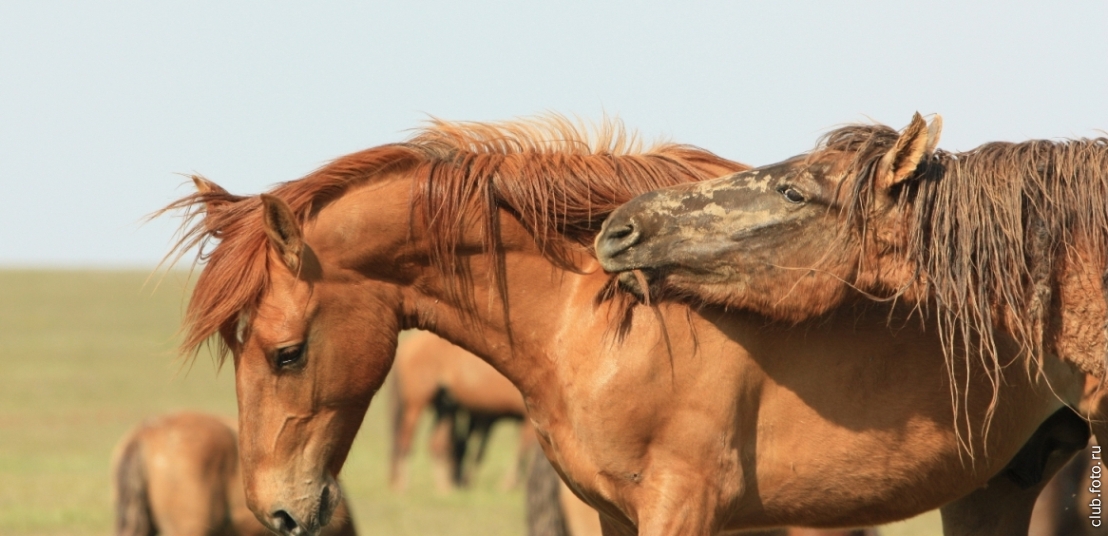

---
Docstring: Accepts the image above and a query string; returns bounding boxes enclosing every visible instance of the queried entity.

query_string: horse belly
[744,376,1073,528]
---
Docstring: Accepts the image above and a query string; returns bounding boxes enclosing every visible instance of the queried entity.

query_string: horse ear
[875,112,930,191]
[192,175,228,196]
[191,175,233,214]
[259,194,303,273]
[924,114,943,156]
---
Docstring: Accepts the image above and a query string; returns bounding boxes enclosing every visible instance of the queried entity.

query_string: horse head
[595,112,942,321]
[174,175,418,535]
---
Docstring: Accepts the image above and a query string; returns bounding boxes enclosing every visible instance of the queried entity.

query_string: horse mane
[162,115,747,362]
[821,122,1108,439]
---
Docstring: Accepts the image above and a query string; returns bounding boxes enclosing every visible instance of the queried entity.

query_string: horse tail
[111,429,154,536]
[525,445,569,536]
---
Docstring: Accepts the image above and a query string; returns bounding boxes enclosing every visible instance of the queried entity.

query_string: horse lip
[599,255,640,273]
[615,269,658,301]
[267,502,325,536]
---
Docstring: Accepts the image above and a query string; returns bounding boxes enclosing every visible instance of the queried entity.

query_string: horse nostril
[597,220,641,262]
[606,222,636,240]
[271,509,299,534]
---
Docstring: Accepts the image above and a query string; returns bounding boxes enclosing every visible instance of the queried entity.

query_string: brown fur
[158,115,745,361]
[830,124,1108,380]
[161,117,1086,535]
[596,116,1108,451]
[110,412,356,536]
[817,123,1108,442]
[113,434,153,536]
[389,330,536,492]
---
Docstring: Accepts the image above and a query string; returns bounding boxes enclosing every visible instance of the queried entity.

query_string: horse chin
[616,269,663,303]
[616,271,643,297]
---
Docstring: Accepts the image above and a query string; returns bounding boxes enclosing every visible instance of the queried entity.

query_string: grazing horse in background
[161,116,1079,536]
[595,113,1108,532]
[112,411,356,536]
[390,329,536,492]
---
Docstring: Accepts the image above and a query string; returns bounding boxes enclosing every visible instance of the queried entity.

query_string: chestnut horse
[112,411,355,536]
[390,329,536,492]
[162,117,1081,535]
[595,114,1108,531]
[596,112,1108,376]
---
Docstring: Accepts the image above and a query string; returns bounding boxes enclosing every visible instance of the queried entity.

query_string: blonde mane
[161,116,747,362]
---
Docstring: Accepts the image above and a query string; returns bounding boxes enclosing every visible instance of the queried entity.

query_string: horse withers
[112,411,356,536]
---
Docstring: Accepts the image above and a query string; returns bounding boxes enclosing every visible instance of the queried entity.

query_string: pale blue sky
[3,1,1106,266]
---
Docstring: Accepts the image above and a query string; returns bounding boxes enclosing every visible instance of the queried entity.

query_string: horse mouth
[615,269,660,303]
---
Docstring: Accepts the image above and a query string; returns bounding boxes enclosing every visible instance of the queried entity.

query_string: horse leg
[504,419,538,491]
[526,447,572,536]
[940,407,1089,536]
[628,479,724,536]
[457,413,492,487]
[429,402,458,493]
[461,413,495,488]
[389,388,427,492]
[470,414,495,466]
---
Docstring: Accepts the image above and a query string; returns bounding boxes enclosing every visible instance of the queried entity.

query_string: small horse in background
[389,329,536,492]
[112,412,356,536]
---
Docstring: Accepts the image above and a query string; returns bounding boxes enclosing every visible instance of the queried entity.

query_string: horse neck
[399,213,611,393]
[310,173,683,395]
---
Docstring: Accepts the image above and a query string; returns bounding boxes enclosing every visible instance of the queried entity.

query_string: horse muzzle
[264,479,341,536]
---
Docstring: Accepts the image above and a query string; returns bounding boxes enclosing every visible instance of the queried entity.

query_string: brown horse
[162,116,1082,535]
[596,112,1108,369]
[594,114,1108,421]
[389,329,536,492]
[112,411,356,536]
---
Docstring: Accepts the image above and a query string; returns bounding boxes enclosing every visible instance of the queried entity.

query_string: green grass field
[0,270,941,535]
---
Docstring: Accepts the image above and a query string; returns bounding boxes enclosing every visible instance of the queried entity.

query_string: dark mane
[819,121,1108,425]
[162,116,747,361]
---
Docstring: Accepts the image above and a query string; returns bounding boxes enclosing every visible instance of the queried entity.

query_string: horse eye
[777,185,806,204]
[275,344,305,369]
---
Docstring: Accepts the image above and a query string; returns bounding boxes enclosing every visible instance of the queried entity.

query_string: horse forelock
[163,115,747,361]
